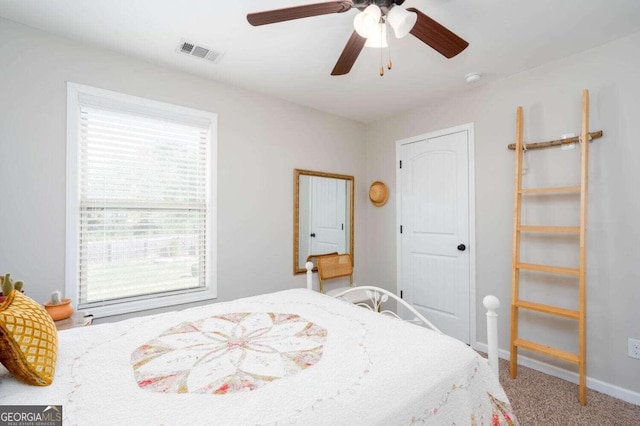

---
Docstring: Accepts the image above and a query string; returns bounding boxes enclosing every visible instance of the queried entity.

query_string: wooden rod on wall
[507,130,603,150]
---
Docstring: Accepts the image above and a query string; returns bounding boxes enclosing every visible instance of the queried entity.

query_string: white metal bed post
[305,262,314,290]
[483,295,500,377]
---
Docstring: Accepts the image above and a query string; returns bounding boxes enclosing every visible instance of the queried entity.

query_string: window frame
[66,82,217,318]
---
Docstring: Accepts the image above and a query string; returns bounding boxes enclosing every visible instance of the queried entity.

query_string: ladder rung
[518,225,580,233]
[519,186,581,194]
[515,300,580,319]
[517,262,580,276]
[514,339,580,364]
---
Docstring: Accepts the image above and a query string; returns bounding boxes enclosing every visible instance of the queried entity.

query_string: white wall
[365,31,640,399]
[0,18,367,319]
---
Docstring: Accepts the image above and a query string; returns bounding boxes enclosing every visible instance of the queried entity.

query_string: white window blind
[67,84,216,315]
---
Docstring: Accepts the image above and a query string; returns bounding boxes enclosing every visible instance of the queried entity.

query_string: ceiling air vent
[176,38,223,63]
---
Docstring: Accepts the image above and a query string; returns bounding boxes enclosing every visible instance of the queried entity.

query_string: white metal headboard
[305,261,501,377]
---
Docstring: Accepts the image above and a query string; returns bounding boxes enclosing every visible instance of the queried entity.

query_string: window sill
[78,288,217,319]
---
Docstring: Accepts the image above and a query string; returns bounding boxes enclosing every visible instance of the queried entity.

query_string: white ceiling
[1,0,640,123]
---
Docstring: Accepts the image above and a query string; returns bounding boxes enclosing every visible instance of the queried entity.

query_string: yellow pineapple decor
[0,273,58,386]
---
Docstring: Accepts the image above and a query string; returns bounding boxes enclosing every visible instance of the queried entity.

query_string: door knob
[310,233,316,238]
[457,244,466,251]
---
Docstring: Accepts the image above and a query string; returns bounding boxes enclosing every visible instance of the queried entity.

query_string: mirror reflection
[294,169,354,274]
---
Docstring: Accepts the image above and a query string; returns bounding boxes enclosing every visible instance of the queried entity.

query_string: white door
[310,177,347,255]
[397,125,473,343]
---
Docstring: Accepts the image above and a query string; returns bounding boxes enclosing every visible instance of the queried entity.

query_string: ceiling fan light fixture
[387,5,417,39]
[364,23,388,48]
[246,2,469,77]
[354,4,382,38]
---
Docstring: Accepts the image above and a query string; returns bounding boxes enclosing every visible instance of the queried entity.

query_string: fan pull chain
[379,43,384,75]
[387,42,392,70]
[379,22,385,76]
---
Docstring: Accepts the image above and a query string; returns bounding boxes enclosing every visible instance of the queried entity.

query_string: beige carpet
[497,358,640,425]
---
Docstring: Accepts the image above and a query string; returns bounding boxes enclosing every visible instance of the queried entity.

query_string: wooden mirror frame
[293,169,354,275]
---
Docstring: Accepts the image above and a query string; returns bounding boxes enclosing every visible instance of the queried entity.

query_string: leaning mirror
[294,169,354,275]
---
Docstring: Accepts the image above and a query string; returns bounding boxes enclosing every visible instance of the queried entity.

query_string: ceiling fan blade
[247,1,352,26]
[331,31,366,76]
[405,8,469,58]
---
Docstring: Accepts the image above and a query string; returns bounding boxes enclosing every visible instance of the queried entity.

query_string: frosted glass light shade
[353,5,381,38]
[364,23,388,48]
[387,5,417,38]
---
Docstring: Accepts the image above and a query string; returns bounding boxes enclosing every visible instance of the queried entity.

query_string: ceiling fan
[247,0,469,76]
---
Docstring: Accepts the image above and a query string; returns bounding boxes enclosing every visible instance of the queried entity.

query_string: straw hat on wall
[369,181,389,207]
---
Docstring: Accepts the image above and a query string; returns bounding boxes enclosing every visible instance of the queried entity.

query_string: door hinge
[399,160,402,168]
[400,225,403,234]
[400,290,403,299]
[341,223,344,230]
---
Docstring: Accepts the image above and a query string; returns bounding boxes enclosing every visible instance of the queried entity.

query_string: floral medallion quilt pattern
[131,312,327,394]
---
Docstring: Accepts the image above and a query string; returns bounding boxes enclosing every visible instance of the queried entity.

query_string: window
[66,83,217,318]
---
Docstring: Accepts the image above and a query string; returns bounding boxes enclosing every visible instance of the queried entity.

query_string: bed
[0,286,516,425]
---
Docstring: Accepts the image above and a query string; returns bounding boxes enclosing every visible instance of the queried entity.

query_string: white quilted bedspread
[0,289,516,425]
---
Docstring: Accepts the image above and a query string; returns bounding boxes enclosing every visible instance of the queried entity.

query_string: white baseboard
[474,342,640,406]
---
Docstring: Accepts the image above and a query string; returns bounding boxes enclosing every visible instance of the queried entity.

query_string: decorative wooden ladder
[509,89,602,406]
